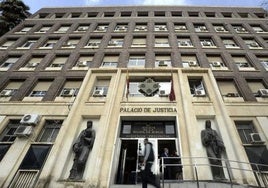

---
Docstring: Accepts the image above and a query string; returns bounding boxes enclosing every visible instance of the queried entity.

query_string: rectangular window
[92,79,110,97]
[0,144,11,161]
[55,26,70,33]
[101,56,118,68]
[174,24,188,32]
[29,81,52,97]
[134,24,147,32]
[155,37,170,47]
[108,38,124,48]
[114,25,128,32]
[243,39,262,49]
[188,79,206,96]
[35,26,51,33]
[131,37,146,47]
[200,38,216,48]
[75,56,93,68]
[155,55,172,67]
[194,25,208,32]
[154,24,168,31]
[86,38,102,48]
[0,81,23,97]
[0,39,16,48]
[62,38,80,48]
[0,57,19,69]
[233,25,248,33]
[19,40,37,49]
[0,120,20,142]
[181,55,199,67]
[178,38,193,47]
[49,56,68,68]
[128,56,145,67]
[213,25,228,32]
[217,80,240,97]
[59,81,81,97]
[75,25,90,32]
[222,38,240,48]
[37,120,62,142]
[41,39,58,48]
[94,25,108,32]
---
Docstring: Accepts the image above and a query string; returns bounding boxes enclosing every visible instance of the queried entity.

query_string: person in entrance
[141,138,160,188]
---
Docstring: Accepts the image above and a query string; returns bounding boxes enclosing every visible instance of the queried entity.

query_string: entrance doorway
[116,138,178,184]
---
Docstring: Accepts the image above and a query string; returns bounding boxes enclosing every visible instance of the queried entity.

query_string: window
[92,79,110,97]
[53,13,65,18]
[47,56,68,69]
[181,55,199,67]
[178,37,193,47]
[19,40,37,49]
[131,37,146,47]
[137,12,148,17]
[128,56,145,67]
[0,81,23,97]
[59,81,81,97]
[21,57,42,69]
[0,57,19,69]
[221,12,233,18]
[0,120,20,142]
[0,144,11,161]
[121,12,131,17]
[235,121,258,144]
[188,79,206,96]
[62,38,80,48]
[174,24,188,32]
[86,38,102,48]
[94,24,108,32]
[205,12,216,17]
[69,13,81,18]
[171,11,182,17]
[37,120,62,142]
[188,12,199,17]
[233,25,248,33]
[134,24,147,32]
[0,39,16,49]
[28,81,52,97]
[114,24,128,32]
[200,38,216,48]
[213,25,228,32]
[232,56,254,70]
[103,12,115,17]
[108,38,124,48]
[217,80,240,97]
[16,26,32,33]
[155,37,170,47]
[155,55,172,67]
[206,55,227,69]
[41,39,58,48]
[154,24,168,31]
[257,56,268,70]
[251,25,266,33]
[247,80,267,97]
[222,38,240,48]
[54,26,70,33]
[75,55,93,68]
[101,56,118,68]
[243,38,262,49]
[75,25,90,32]
[35,26,51,33]
[194,24,208,32]
[87,12,98,17]
[154,11,165,17]
[238,13,250,18]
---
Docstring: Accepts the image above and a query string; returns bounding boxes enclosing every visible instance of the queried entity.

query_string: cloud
[85,0,102,5]
[142,0,186,5]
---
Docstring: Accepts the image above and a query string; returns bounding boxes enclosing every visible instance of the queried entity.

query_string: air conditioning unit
[202,41,212,46]
[158,61,168,67]
[27,62,38,68]
[77,61,89,67]
[258,89,268,97]
[195,90,206,96]
[97,26,105,31]
[250,43,259,47]
[211,61,222,67]
[0,89,14,97]
[159,26,166,30]
[159,90,168,97]
[77,27,87,31]
[178,26,186,30]
[14,126,33,137]
[180,41,188,46]
[216,27,224,31]
[237,27,246,32]
[20,114,40,125]
[199,26,207,31]
[250,133,265,144]
[188,61,198,66]
[93,89,104,97]
[226,92,239,97]
[61,88,77,97]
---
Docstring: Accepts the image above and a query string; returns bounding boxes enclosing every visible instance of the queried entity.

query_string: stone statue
[201,120,225,180]
[69,121,95,180]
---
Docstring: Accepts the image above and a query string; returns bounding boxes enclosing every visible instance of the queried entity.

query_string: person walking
[141,138,160,188]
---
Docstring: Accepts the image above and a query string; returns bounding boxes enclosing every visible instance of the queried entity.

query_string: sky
[23,0,265,13]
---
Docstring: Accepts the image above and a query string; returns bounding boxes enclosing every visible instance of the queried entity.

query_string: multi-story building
[0,5,267,188]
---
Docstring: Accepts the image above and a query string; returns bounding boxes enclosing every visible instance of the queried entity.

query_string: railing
[8,170,39,188]
[159,156,268,188]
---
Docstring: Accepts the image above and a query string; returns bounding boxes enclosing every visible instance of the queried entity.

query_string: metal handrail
[159,156,268,188]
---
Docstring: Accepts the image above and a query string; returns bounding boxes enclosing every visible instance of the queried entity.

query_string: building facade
[0,5,268,188]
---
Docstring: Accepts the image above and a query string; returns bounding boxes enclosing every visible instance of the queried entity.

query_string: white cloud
[142,0,186,5]
[85,0,102,5]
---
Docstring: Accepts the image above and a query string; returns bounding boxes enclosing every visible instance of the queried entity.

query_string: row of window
[12,23,268,35]
[1,52,268,71]
[1,34,267,52]
[33,10,265,19]
[0,76,267,101]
